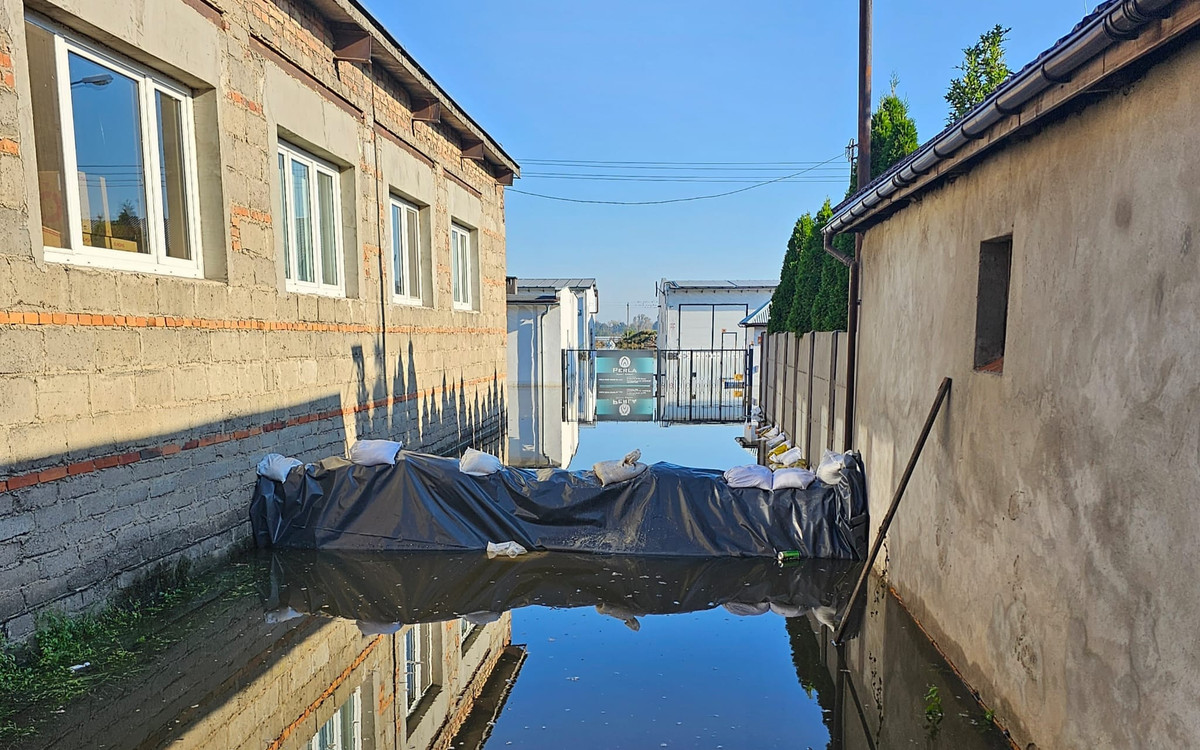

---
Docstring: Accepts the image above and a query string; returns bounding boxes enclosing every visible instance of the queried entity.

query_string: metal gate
[657,349,749,423]
[562,348,750,424]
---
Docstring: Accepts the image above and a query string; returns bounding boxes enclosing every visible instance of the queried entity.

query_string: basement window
[26,15,202,278]
[973,235,1013,374]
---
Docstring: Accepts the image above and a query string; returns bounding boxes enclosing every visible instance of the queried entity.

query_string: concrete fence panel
[810,332,833,459]
[833,331,849,451]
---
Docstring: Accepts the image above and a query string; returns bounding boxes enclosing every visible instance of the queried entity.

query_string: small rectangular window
[974,235,1013,373]
[278,141,344,296]
[26,15,202,276]
[451,223,475,310]
[390,197,422,304]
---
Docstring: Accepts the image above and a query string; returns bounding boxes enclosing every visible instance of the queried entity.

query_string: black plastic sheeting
[250,452,869,559]
[261,550,863,631]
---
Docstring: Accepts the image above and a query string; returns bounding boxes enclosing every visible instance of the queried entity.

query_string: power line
[519,158,838,166]
[508,153,845,206]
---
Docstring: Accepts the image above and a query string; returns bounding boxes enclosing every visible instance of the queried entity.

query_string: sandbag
[256,454,302,483]
[724,464,773,491]
[773,467,816,490]
[460,448,503,476]
[349,440,403,467]
[816,450,852,485]
[594,449,647,485]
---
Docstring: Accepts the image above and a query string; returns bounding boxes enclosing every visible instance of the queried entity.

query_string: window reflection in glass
[26,21,69,249]
[391,203,404,296]
[279,152,290,279]
[156,91,190,260]
[68,52,148,254]
[405,205,420,299]
[317,171,337,286]
[290,159,314,283]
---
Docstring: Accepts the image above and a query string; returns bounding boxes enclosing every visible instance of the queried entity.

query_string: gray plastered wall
[852,34,1200,749]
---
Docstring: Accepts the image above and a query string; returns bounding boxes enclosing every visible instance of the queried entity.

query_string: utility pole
[843,0,870,452]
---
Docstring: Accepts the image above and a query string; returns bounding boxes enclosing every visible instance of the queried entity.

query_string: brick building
[0,0,517,639]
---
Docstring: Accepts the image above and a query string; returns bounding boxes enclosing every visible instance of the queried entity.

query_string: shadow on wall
[0,334,505,638]
[350,338,506,459]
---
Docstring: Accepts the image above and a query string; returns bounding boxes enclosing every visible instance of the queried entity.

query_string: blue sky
[363,0,1091,320]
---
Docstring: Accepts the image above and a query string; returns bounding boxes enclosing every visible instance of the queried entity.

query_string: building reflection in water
[27,552,1007,749]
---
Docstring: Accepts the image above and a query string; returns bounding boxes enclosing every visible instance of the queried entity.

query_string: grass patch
[0,558,260,742]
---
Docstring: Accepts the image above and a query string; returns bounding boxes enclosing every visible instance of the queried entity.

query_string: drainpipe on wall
[823,0,869,453]
[823,234,858,451]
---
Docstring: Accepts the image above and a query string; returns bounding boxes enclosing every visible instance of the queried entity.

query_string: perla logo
[619,356,632,368]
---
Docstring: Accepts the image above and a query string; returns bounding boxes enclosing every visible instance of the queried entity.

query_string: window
[26,15,201,277]
[310,687,361,750]
[390,197,422,304]
[403,623,434,716]
[278,141,344,296]
[973,235,1013,373]
[460,616,479,653]
[451,223,475,310]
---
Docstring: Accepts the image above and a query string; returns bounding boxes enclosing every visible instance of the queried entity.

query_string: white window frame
[390,196,422,305]
[403,623,434,716]
[278,140,345,297]
[29,14,203,279]
[450,223,474,311]
[309,686,362,750]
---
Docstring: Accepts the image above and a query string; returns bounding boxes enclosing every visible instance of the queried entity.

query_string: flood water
[15,423,1012,750]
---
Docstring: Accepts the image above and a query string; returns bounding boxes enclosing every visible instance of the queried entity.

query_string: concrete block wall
[0,0,511,639]
[31,587,514,750]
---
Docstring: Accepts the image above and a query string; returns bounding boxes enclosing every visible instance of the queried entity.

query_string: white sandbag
[593,449,647,486]
[256,453,302,482]
[460,447,503,476]
[463,611,502,626]
[764,432,789,450]
[486,541,528,558]
[264,606,304,624]
[816,450,850,485]
[774,446,805,467]
[356,620,402,636]
[349,439,403,467]
[769,602,807,618]
[723,464,773,491]
[772,467,816,490]
[813,605,838,631]
[758,424,780,438]
[723,602,770,617]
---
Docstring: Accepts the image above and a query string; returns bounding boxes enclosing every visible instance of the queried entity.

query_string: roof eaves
[825,0,1188,235]
[329,0,519,176]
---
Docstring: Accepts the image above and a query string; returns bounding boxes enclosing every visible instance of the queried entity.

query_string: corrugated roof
[739,300,771,327]
[506,291,561,305]
[516,278,597,291]
[662,279,777,290]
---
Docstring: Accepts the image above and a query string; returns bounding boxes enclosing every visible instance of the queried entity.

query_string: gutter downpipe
[823,234,858,452]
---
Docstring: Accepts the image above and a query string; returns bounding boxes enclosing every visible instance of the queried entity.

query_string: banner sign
[595,351,656,421]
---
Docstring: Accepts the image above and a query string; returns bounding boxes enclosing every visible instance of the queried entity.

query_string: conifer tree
[945,25,1012,124]
[788,201,832,335]
[767,215,813,333]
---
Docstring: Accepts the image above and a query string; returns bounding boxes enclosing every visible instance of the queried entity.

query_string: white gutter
[825,0,1176,236]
